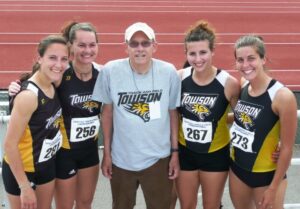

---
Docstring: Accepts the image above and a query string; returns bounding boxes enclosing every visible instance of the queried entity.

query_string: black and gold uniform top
[178,67,230,153]
[230,79,283,172]
[57,63,101,149]
[5,81,62,172]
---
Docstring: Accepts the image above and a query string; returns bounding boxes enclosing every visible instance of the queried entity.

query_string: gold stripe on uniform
[60,117,71,149]
[208,105,230,152]
[4,125,35,172]
[252,121,280,172]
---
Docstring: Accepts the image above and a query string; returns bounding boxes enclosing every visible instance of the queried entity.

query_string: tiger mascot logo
[83,101,99,113]
[53,117,62,129]
[185,104,211,120]
[238,112,254,130]
[124,103,150,122]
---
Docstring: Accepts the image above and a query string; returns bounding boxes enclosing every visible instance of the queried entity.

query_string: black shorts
[2,160,55,195]
[230,160,287,188]
[55,143,99,179]
[179,144,230,171]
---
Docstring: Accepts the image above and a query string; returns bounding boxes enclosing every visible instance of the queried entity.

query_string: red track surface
[0,0,300,90]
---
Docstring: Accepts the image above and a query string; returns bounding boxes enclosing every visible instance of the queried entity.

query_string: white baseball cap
[125,22,155,42]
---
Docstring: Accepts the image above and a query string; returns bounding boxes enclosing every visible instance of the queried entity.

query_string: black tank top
[57,63,101,149]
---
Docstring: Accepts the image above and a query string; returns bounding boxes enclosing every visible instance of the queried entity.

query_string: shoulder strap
[182,66,192,81]
[268,80,284,101]
[215,70,229,87]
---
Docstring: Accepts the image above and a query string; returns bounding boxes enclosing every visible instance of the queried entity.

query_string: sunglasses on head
[127,40,153,48]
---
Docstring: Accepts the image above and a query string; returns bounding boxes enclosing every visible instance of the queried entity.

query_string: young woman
[54,21,101,209]
[229,35,297,209]
[2,35,68,209]
[8,21,102,209]
[176,20,240,209]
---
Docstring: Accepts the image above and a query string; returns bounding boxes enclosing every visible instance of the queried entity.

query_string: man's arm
[101,104,114,179]
[168,109,179,179]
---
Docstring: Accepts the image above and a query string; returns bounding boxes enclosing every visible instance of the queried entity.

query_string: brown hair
[234,35,266,59]
[20,35,68,82]
[61,21,98,44]
[184,20,216,51]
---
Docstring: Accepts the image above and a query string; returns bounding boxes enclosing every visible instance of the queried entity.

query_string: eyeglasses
[127,40,153,48]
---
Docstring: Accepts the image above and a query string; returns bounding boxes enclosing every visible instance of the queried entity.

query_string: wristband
[171,148,179,153]
[19,182,31,190]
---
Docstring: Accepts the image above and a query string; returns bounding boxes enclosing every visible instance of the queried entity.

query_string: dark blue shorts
[2,159,55,195]
[230,160,286,188]
[179,144,230,171]
[55,143,99,179]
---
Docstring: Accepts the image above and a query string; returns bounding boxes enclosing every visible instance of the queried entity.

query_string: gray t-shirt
[92,58,181,171]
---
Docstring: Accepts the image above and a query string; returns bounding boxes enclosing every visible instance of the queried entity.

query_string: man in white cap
[92,22,181,209]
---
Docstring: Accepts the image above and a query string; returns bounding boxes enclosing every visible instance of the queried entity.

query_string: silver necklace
[129,60,154,92]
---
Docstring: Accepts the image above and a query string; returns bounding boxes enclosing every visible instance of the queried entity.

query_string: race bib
[70,116,100,142]
[182,118,212,143]
[230,122,255,153]
[38,131,62,163]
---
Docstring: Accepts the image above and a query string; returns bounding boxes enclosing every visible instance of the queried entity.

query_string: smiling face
[185,40,214,73]
[235,46,266,81]
[126,31,157,70]
[38,43,69,82]
[72,30,98,65]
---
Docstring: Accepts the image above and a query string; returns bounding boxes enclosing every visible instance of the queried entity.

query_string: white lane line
[2,69,300,73]
[0,32,60,35]
[227,69,300,72]
[1,42,300,45]
[1,4,300,8]
[0,9,300,13]
[1,32,300,36]
[1,0,300,3]
[216,42,300,45]
[0,71,31,73]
